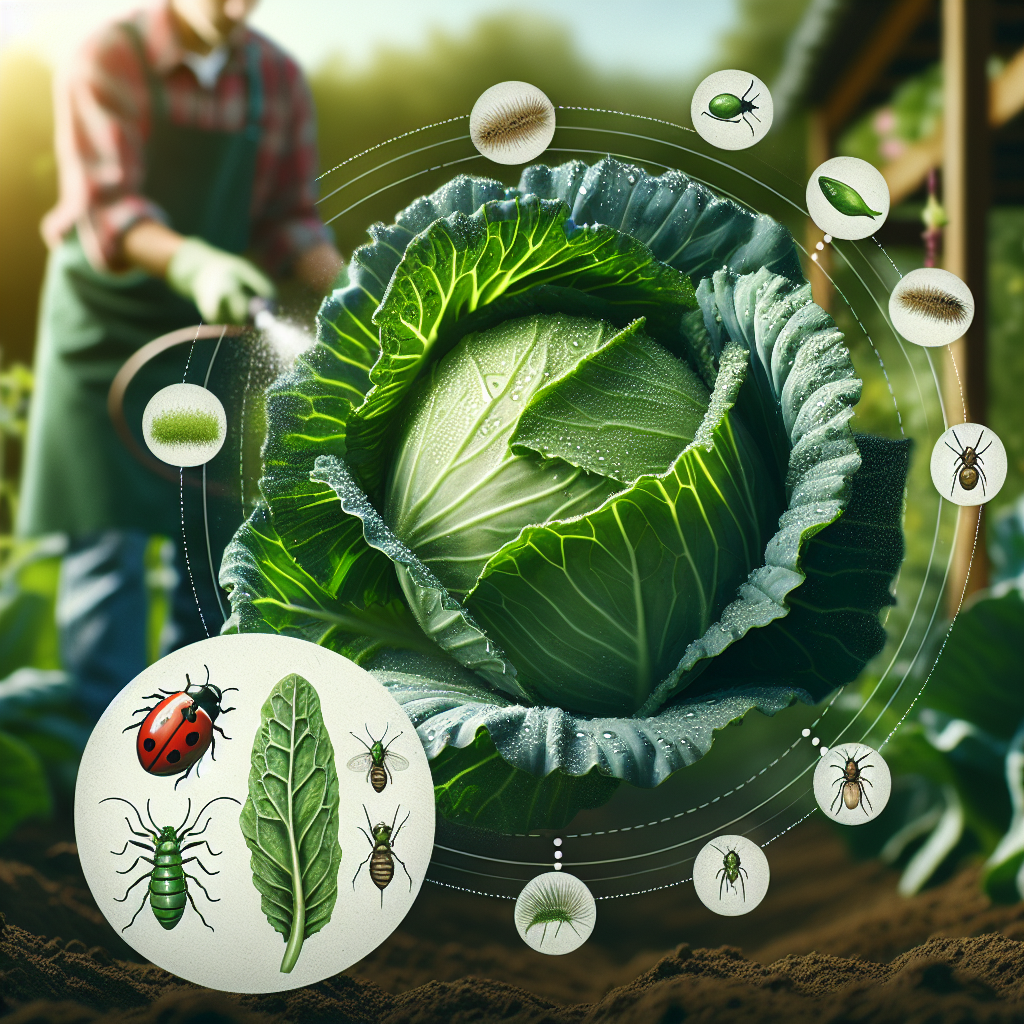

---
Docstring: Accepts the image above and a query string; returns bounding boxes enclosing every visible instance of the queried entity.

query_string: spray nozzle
[248,296,278,323]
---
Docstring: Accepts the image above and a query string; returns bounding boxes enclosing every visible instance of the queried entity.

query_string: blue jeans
[55,530,219,721]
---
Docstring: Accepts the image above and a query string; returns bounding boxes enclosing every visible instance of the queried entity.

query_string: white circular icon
[693,835,769,916]
[143,383,226,467]
[691,70,773,150]
[470,81,556,165]
[889,268,975,348]
[813,742,891,825]
[931,423,1007,506]
[806,157,890,240]
[514,871,596,954]
[75,634,435,993]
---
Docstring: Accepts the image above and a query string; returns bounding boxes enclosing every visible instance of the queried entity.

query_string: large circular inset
[75,634,435,993]
[931,423,1007,506]
[470,81,555,165]
[889,268,975,348]
[514,871,596,954]
[143,383,226,467]
[813,743,891,825]
[690,70,773,150]
[806,157,890,240]
[693,835,769,916]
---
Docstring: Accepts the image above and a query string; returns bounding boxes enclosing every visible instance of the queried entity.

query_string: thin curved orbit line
[199,327,229,625]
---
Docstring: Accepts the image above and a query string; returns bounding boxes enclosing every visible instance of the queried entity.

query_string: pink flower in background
[881,138,906,160]
[874,108,897,135]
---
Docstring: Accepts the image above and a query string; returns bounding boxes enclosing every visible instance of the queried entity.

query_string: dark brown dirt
[4,817,1024,1023]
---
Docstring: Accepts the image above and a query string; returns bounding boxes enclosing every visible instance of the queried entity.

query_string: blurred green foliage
[307,14,697,256]
[988,210,1024,510]
[0,538,82,841]
[1,361,32,540]
[839,64,943,166]
[837,498,1024,898]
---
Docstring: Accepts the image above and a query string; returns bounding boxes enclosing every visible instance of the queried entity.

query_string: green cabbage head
[222,159,908,832]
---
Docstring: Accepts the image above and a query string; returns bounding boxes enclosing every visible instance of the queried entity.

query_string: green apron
[17,25,263,537]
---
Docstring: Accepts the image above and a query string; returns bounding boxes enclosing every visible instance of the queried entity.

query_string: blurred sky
[0,0,737,76]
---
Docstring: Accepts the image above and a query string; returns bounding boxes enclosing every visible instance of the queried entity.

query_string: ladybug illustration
[123,666,236,786]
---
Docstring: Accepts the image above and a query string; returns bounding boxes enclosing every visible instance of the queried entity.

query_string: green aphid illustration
[702,79,761,137]
[817,175,882,218]
[713,843,749,900]
[516,875,591,945]
[150,408,221,447]
[102,795,239,932]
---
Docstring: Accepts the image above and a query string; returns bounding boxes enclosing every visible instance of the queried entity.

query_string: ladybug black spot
[143,738,156,752]
[186,732,200,746]
[167,749,181,764]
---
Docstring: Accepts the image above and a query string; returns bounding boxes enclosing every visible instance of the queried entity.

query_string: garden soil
[4,817,1024,1023]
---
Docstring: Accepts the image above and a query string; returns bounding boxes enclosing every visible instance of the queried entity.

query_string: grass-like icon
[149,408,222,447]
[514,872,596,951]
[142,383,226,467]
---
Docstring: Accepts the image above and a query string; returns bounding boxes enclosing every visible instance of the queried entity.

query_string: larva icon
[124,666,236,785]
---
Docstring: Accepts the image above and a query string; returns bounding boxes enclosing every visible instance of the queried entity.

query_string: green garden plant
[848,499,1024,899]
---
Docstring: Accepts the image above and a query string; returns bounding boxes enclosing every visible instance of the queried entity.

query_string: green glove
[166,237,275,324]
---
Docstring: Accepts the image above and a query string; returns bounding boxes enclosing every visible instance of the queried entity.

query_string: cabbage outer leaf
[368,650,806,789]
[519,160,803,284]
[219,505,434,665]
[651,267,866,693]
[701,433,908,696]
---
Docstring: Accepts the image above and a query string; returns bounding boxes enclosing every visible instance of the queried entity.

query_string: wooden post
[806,110,833,311]
[942,0,990,613]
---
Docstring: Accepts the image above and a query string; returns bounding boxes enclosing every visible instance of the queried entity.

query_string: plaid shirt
[42,3,332,275]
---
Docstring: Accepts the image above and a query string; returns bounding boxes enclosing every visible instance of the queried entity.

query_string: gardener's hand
[166,237,275,324]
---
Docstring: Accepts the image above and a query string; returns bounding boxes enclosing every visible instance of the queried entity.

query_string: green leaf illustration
[240,672,342,973]
[817,175,882,218]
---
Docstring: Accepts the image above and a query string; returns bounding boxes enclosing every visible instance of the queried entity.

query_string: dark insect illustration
[517,875,592,946]
[702,79,761,137]
[347,724,410,793]
[831,748,875,815]
[946,428,990,497]
[713,843,749,900]
[353,805,412,907]
[124,665,236,786]
[895,284,971,327]
[101,795,240,931]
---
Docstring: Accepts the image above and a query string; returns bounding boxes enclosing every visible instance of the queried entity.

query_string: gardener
[17,0,343,719]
